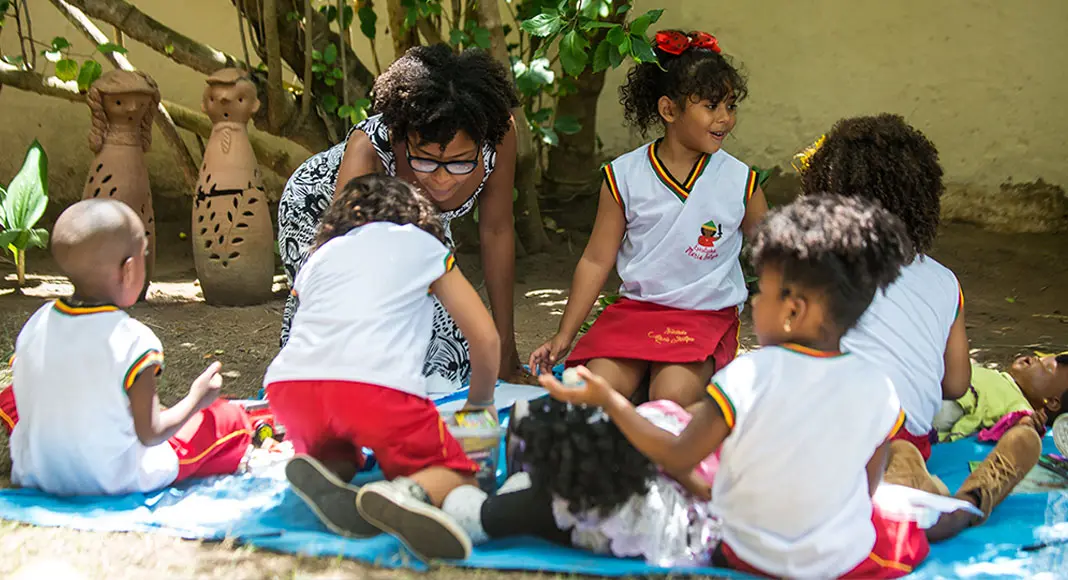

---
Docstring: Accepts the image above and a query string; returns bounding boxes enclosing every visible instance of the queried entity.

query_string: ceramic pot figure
[193,68,274,305]
[82,70,159,299]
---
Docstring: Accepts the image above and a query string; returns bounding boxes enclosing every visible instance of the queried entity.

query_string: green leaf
[2,140,48,232]
[321,94,339,113]
[449,28,470,47]
[42,50,62,63]
[340,5,354,30]
[320,5,338,23]
[311,62,325,73]
[164,44,175,55]
[331,67,344,79]
[50,36,71,51]
[285,10,301,22]
[581,21,622,31]
[471,26,491,49]
[530,107,553,124]
[608,45,623,68]
[324,77,337,87]
[513,57,554,96]
[54,58,78,81]
[558,30,590,77]
[323,43,338,65]
[629,9,663,38]
[1,55,25,66]
[538,126,560,147]
[616,3,632,15]
[27,228,48,249]
[338,105,354,118]
[0,231,18,252]
[591,39,612,72]
[554,115,582,135]
[520,11,563,37]
[96,42,128,55]
[358,5,377,39]
[606,25,627,47]
[629,34,657,63]
[312,49,323,61]
[76,59,102,92]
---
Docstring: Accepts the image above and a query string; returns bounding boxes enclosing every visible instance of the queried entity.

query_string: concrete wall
[2,0,1065,225]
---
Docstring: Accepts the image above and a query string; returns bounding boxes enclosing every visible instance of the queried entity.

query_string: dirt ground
[0,217,1065,578]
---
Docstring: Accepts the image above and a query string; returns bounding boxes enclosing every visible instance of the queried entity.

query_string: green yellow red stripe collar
[647,140,711,202]
[53,298,120,316]
[778,343,845,358]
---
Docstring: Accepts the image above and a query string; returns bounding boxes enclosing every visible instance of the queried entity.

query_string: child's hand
[528,333,573,376]
[190,361,223,411]
[538,365,614,408]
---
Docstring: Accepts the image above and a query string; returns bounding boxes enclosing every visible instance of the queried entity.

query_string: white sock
[441,484,489,544]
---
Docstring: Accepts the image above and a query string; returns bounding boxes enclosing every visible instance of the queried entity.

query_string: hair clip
[792,134,827,174]
[654,31,721,55]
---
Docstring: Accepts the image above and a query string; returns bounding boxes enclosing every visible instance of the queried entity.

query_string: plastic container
[445,409,502,494]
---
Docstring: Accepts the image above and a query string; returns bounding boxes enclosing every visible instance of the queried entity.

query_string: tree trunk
[384,0,419,59]
[542,67,609,203]
[474,0,550,254]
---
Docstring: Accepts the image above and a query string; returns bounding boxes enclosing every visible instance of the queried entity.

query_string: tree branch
[301,0,313,118]
[55,0,331,153]
[385,0,418,59]
[50,0,199,188]
[262,0,286,132]
[416,17,443,46]
[0,64,304,183]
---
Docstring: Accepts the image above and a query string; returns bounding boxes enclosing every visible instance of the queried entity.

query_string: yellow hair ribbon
[791,134,827,174]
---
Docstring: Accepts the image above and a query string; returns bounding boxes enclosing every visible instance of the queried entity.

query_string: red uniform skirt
[566,297,740,372]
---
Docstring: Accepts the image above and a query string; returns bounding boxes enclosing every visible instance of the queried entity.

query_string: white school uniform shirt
[264,222,454,398]
[602,140,758,312]
[705,344,904,578]
[842,256,963,436]
[10,300,179,496]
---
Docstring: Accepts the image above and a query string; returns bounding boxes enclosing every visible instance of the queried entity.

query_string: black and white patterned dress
[277,114,498,391]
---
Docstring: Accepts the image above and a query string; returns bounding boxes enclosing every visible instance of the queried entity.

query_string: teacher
[277,44,526,391]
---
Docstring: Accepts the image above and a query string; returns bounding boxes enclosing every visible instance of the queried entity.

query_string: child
[528,30,768,408]
[0,199,251,496]
[798,114,1042,538]
[542,195,924,578]
[935,352,1068,442]
[438,396,721,566]
[798,114,970,460]
[263,174,500,561]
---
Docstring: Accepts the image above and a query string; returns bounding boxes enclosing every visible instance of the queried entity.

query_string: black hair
[314,174,445,249]
[618,30,747,137]
[800,114,945,255]
[513,397,656,516]
[750,194,914,333]
[372,44,519,148]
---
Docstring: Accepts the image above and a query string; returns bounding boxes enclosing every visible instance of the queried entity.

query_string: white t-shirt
[604,140,756,312]
[706,345,903,578]
[10,300,179,496]
[842,256,963,436]
[264,222,454,397]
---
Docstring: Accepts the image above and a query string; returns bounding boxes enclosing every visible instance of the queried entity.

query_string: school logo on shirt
[686,219,721,261]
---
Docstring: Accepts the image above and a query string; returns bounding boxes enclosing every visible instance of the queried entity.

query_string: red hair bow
[654,31,721,55]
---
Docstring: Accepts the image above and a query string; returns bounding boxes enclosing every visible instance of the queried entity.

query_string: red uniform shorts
[892,423,935,461]
[566,297,740,372]
[265,379,478,480]
[718,504,930,579]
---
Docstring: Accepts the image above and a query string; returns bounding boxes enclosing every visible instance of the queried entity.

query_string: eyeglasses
[406,143,479,175]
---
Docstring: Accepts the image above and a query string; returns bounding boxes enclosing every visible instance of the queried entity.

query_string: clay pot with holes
[192,69,275,305]
[82,70,160,300]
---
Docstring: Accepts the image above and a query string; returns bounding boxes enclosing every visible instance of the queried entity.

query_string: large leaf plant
[0,140,50,287]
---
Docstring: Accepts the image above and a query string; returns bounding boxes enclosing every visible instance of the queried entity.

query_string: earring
[784,319,792,333]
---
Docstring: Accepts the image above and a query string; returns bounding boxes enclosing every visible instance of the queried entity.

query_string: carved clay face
[202,80,260,124]
[103,92,155,129]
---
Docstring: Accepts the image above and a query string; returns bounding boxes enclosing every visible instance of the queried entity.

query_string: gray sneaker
[356,478,472,561]
[285,455,380,538]
[1053,414,1068,458]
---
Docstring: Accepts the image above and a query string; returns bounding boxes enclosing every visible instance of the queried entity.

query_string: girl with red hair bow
[529,30,768,409]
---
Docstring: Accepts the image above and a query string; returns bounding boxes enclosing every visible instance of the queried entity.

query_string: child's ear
[1046,396,1062,415]
[657,96,678,124]
[119,256,135,285]
[785,295,806,331]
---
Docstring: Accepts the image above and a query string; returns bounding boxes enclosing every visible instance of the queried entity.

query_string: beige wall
[2,0,1065,211]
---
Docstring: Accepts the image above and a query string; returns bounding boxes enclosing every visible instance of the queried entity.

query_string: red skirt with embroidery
[566,297,740,371]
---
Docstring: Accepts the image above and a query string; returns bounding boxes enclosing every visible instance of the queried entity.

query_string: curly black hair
[512,397,656,516]
[372,44,519,148]
[800,114,945,255]
[618,30,747,137]
[314,174,445,249]
[750,194,914,334]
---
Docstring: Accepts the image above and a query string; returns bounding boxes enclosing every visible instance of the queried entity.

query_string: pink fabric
[638,399,720,485]
[977,410,1037,442]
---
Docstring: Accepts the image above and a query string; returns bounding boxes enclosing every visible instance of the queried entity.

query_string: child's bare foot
[357,478,472,561]
[286,455,380,538]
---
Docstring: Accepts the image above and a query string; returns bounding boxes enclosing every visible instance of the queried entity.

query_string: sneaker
[1053,414,1068,458]
[883,440,950,496]
[955,424,1042,521]
[357,478,472,561]
[285,455,380,538]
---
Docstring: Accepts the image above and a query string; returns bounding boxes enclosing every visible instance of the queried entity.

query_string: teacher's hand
[500,347,539,385]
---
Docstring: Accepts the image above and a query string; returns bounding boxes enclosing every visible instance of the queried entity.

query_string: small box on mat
[444,409,502,493]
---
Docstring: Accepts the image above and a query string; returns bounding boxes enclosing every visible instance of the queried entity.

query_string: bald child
[0,199,252,496]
